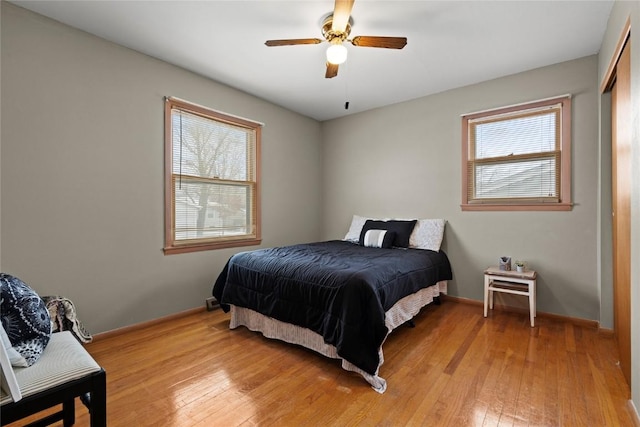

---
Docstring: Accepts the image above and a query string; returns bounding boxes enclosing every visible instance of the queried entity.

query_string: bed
[211,217,452,393]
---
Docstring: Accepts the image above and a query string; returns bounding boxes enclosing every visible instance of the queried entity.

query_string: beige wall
[0,3,323,333]
[322,55,601,321]
[598,0,640,413]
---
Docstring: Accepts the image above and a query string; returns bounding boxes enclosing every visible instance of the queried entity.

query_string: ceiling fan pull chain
[344,62,350,110]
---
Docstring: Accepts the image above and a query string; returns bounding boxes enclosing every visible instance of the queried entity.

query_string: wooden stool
[484,266,537,327]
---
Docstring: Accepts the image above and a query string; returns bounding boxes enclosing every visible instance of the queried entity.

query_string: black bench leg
[62,399,75,426]
[89,371,107,427]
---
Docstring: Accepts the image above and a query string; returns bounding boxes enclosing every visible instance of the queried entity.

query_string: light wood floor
[8,301,638,426]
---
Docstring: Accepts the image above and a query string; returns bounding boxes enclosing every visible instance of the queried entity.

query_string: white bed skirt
[229,281,447,393]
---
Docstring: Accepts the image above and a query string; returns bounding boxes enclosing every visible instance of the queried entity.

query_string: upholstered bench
[0,331,106,426]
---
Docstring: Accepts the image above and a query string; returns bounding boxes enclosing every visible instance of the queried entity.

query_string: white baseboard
[629,399,640,426]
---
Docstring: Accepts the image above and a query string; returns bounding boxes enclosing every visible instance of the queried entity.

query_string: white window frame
[461,95,572,211]
[164,97,262,254]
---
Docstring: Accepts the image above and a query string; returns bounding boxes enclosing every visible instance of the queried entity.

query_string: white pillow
[343,215,369,242]
[409,219,446,251]
[0,323,28,368]
[0,330,22,402]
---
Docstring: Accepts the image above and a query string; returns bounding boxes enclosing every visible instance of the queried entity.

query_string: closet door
[611,38,631,387]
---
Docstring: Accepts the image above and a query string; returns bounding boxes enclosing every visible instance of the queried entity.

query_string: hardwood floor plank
[524,328,547,425]
[541,324,562,426]
[4,300,636,427]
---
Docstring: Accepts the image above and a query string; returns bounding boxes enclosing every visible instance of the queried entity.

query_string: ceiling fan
[265,0,407,78]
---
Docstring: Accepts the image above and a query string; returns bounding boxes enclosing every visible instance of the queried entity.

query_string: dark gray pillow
[360,219,417,248]
[0,273,52,366]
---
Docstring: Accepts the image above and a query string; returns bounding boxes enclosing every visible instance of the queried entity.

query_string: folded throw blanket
[42,296,92,343]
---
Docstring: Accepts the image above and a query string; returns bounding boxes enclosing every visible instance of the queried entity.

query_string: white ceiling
[10,1,613,121]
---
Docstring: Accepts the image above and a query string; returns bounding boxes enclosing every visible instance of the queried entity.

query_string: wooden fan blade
[351,36,407,49]
[332,0,355,32]
[325,62,339,78]
[265,38,323,47]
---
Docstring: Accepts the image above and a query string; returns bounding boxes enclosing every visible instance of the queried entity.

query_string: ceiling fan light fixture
[326,43,347,65]
[264,1,407,78]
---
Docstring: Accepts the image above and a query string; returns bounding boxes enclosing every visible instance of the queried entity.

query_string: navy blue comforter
[212,240,452,375]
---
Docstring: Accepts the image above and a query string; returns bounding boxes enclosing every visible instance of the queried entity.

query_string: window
[461,95,572,211]
[164,97,262,254]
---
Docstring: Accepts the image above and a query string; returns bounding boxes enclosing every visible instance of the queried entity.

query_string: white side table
[484,266,537,327]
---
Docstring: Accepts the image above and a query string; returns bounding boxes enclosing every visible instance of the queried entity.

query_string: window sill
[461,203,573,212]
[164,238,262,255]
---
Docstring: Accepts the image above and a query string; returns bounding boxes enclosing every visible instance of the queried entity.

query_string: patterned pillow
[0,273,52,366]
[409,219,447,251]
[0,323,27,367]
